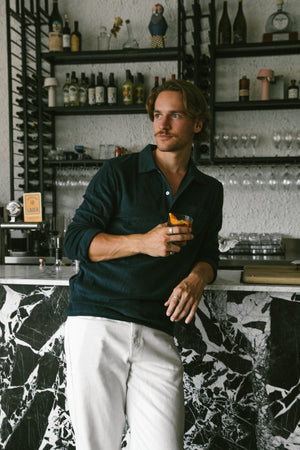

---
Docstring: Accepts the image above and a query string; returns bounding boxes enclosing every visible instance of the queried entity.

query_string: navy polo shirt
[64,145,223,335]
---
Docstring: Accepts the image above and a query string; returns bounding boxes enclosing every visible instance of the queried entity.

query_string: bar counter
[0,265,299,449]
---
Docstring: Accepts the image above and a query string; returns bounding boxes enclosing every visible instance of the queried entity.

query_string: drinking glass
[296,133,300,151]
[241,167,252,187]
[231,134,239,157]
[249,132,258,157]
[221,133,230,157]
[255,166,265,186]
[284,131,293,156]
[272,131,281,156]
[282,166,292,190]
[240,133,249,157]
[228,166,238,188]
[268,166,278,190]
[295,167,300,190]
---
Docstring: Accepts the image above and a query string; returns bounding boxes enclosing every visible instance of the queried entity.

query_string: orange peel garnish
[168,212,191,227]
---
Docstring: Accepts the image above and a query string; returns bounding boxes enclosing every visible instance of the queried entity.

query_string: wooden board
[243,265,300,285]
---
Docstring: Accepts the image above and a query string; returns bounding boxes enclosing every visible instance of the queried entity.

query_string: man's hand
[164,262,214,324]
[141,222,193,257]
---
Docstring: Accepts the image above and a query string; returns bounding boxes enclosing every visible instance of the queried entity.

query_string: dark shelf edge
[214,100,300,111]
[42,47,180,64]
[44,105,147,115]
[45,156,300,168]
[215,41,300,58]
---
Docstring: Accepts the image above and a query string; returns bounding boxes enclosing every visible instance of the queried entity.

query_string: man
[64,79,223,450]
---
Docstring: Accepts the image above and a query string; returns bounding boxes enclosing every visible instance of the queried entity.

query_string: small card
[263,31,298,42]
[23,192,42,222]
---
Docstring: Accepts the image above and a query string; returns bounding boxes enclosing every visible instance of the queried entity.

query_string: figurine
[148,4,168,48]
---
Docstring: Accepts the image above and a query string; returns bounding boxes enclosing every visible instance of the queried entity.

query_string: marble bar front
[0,265,299,450]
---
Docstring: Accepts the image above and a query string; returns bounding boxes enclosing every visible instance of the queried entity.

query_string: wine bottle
[49,0,63,51]
[122,70,134,105]
[95,72,106,105]
[153,76,159,89]
[107,73,117,105]
[218,1,231,45]
[239,75,249,101]
[62,14,71,51]
[134,73,145,105]
[69,71,79,106]
[233,0,247,44]
[79,72,88,106]
[63,72,71,107]
[71,21,82,52]
[88,74,96,106]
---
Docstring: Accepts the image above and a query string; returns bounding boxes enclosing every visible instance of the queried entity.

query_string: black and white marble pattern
[0,284,299,449]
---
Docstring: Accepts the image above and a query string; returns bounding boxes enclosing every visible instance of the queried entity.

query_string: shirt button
[166,190,170,196]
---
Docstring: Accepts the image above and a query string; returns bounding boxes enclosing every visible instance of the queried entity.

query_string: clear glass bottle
[123,19,139,49]
[265,0,296,33]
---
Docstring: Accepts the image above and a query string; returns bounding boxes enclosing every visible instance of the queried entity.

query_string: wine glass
[240,133,249,157]
[284,131,293,156]
[249,132,258,157]
[241,167,252,188]
[228,166,238,188]
[272,131,281,156]
[221,132,230,158]
[295,166,300,190]
[296,132,300,152]
[282,165,292,190]
[255,166,265,187]
[268,166,278,190]
[231,134,239,157]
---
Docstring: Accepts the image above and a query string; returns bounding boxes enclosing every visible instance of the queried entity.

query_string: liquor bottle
[265,0,296,34]
[153,76,159,89]
[63,72,71,107]
[71,21,81,52]
[62,14,71,51]
[48,0,63,51]
[287,79,299,99]
[161,77,166,85]
[107,73,117,105]
[171,74,176,80]
[78,72,88,106]
[95,72,106,105]
[69,71,79,106]
[134,72,145,104]
[218,1,231,45]
[88,74,96,106]
[239,75,249,101]
[233,0,247,44]
[122,70,134,105]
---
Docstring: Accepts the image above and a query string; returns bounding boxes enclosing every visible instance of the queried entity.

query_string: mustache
[154,131,176,137]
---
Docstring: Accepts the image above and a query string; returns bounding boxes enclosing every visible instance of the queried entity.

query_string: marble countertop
[0,265,299,292]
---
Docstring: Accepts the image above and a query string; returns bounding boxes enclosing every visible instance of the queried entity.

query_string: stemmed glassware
[272,131,281,156]
[284,131,293,156]
[240,133,249,157]
[221,133,230,158]
[282,165,292,190]
[249,132,258,157]
[228,166,238,188]
[268,166,278,190]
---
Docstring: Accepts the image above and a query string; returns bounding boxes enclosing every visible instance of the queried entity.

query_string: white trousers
[64,316,184,450]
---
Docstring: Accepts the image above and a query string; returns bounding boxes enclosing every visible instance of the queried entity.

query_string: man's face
[153,90,202,154]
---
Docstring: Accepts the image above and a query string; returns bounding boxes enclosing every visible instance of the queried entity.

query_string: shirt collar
[138,144,208,185]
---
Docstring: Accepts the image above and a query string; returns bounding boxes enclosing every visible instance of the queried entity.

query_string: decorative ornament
[148,4,168,48]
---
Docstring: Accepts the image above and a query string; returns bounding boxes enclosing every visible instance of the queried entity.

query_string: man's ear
[194,120,203,133]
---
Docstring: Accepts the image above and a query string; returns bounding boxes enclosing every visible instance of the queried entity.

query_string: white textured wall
[1,0,299,238]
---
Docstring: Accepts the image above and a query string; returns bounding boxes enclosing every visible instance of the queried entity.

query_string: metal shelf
[44,104,147,115]
[209,156,300,165]
[41,47,180,65]
[214,99,300,112]
[215,40,300,58]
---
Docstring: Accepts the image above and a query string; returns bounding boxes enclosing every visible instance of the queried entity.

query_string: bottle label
[63,87,69,106]
[79,87,87,105]
[135,86,145,104]
[71,35,80,52]
[122,84,133,104]
[51,20,62,32]
[69,85,78,103]
[288,88,298,99]
[63,34,70,49]
[49,31,63,51]
[107,87,117,104]
[88,87,96,105]
[96,86,105,104]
